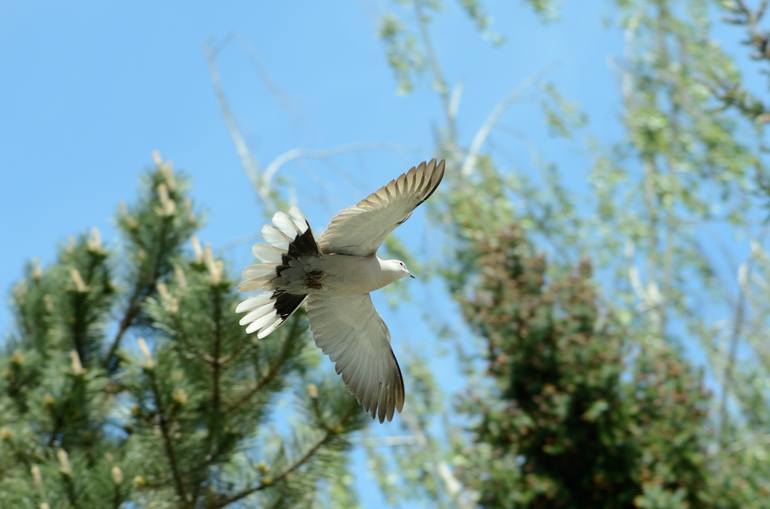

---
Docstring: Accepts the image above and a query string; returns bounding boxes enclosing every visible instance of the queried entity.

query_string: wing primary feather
[391,348,406,412]
[415,159,445,207]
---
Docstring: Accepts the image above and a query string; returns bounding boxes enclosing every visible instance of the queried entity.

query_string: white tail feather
[245,310,279,334]
[238,302,275,326]
[238,206,313,339]
[288,206,308,233]
[261,224,290,248]
[258,317,284,339]
[235,294,271,313]
[252,244,283,263]
[272,211,299,238]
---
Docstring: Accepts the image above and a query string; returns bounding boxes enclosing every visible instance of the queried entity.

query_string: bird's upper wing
[306,293,404,422]
[318,159,445,256]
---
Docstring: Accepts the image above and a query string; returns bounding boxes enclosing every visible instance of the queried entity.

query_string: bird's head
[382,259,415,282]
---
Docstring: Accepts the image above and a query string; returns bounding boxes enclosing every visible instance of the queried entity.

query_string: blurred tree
[364,0,770,507]
[452,220,715,509]
[0,156,365,508]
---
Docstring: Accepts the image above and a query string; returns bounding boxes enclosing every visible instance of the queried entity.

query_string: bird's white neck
[374,257,408,289]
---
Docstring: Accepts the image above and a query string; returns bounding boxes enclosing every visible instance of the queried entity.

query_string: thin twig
[213,406,357,508]
[460,69,549,177]
[413,0,456,144]
[262,142,409,189]
[224,318,302,414]
[216,433,328,507]
[719,253,755,448]
[399,410,476,509]
[235,33,300,117]
[203,40,263,196]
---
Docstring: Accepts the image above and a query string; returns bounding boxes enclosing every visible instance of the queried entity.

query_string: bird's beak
[409,272,416,279]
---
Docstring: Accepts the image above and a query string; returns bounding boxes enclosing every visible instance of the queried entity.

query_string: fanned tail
[236,206,318,339]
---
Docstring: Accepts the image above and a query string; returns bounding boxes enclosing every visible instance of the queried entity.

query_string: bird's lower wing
[306,294,405,422]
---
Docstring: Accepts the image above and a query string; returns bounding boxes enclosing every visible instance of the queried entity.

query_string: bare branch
[147,367,188,504]
[413,0,456,144]
[460,70,548,177]
[262,142,410,190]
[203,40,262,194]
[719,244,757,448]
[234,34,300,119]
[399,411,477,509]
[204,39,410,211]
[213,406,358,508]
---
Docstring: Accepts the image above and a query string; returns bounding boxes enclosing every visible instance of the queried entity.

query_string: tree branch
[210,286,224,440]
[224,318,302,414]
[719,253,754,448]
[147,368,188,505]
[399,410,476,509]
[104,217,171,372]
[262,142,409,190]
[213,406,357,508]
[203,40,263,197]
[460,70,548,177]
[413,0,457,145]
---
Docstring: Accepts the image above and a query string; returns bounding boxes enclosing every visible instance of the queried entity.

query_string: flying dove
[236,159,445,422]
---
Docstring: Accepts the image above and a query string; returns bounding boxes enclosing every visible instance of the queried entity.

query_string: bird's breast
[315,254,384,294]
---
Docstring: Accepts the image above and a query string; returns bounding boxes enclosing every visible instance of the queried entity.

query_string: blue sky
[3,0,745,506]
[0,0,623,323]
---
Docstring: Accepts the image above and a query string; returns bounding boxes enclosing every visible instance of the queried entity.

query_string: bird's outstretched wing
[306,294,405,422]
[318,159,445,256]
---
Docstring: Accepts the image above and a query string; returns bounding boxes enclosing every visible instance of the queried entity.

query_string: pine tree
[0,156,365,508]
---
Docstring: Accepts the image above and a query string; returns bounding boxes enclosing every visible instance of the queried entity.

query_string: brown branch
[217,433,328,507]
[62,474,80,509]
[224,318,302,414]
[147,368,188,505]
[189,286,227,507]
[104,288,142,370]
[104,217,171,372]
[213,406,357,508]
[210,287,224,436]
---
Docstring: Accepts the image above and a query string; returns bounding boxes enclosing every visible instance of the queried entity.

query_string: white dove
[236,159,445,422]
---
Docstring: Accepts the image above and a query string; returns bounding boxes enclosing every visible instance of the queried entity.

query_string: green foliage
[368,0,770,507]
[523,0,561,21]
[450,221,718,508]
[540,82,588,138]
[379,13,427,95]
[0,158,365,508]
[377,0,507,95]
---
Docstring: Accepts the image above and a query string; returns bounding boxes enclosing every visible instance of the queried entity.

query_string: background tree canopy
[2,0,770,507]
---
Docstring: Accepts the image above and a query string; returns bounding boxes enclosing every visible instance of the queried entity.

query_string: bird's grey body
[277,254,403,296]
[236,159,445,422]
